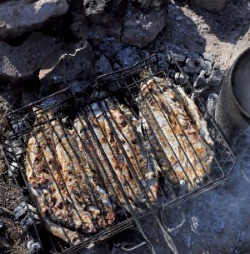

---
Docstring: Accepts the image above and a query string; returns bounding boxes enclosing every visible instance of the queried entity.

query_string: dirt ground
[0,0,249,253]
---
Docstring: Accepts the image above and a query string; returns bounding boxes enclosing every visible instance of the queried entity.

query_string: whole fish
[73,98,159,210]
[137,77,214,189]
[26,107,115,245]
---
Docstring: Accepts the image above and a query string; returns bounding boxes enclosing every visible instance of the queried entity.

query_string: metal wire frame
[94,54,236,208]
[1,90,176,254]
[0,54,236,254]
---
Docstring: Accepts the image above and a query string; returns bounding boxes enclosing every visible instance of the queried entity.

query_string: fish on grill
[26,107,115,245]
[73,98,159,210]
[137,76,214,189]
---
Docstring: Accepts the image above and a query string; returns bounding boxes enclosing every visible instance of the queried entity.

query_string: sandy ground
[0,0,249,253]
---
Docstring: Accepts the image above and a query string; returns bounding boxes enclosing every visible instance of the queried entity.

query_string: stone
[72,0,124,43]
[206,63,223,86]
[0,0,69,40]
[0,32,61,84]
[130,0,166,9]
[116,47,141,67]
[121,4,167,47]
[95,55,113,75]
[39,41,95,87]
[188,0,228,12]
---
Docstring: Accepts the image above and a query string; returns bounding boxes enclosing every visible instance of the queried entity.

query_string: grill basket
[0,55,236,254]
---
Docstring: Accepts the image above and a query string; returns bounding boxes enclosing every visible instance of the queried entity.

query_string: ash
[160,129,250,254]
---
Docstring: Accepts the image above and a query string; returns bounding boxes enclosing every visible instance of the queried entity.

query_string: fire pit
[0,55,235,253]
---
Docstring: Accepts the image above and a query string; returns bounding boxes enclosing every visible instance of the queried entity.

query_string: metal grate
[0,55,236,254]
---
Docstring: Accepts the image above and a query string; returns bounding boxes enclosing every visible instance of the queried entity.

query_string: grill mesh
[0,55,236,253]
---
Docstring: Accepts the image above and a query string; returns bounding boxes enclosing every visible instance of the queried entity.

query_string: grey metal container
[215,47,250,143]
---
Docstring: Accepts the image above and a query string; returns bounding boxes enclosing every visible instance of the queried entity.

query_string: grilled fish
[137,77,214,189]
[73,98,159,210]
[26,107,115,245]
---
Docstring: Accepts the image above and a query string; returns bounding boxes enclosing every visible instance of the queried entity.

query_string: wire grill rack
[0,54,236,254]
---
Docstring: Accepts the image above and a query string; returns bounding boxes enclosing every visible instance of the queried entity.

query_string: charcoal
[8,161,19,178]
[116,47,141,67]
[174,72,188,85]
[203,52,214,63]
[172,53,186,63]
[206,75,222,87]
[27,240,41,254]
[14,202,28,220]
[183,66,200,75]
[185,57,197,69]
[20,214,34,230]
[95,55,113,75]
[201,60,213,76]
[193,70,206,88]
[0,220,4,230]
[206,93,218,117]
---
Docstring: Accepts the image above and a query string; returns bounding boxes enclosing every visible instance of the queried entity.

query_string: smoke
[161,129,250,253]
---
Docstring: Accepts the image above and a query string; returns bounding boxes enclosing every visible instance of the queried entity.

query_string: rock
[0,0,69,40]
[39,41,95,87]
[188,0,228,12]
[0,32,61,84]
[95,55,113,75]
[130,0,166,9]
[72,0,124,44]
[206,63,224,86]
[116,47,141,67]
[121,4,167,47]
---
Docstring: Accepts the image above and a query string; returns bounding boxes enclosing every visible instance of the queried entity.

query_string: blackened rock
[0,0,69,40]
[95,55,113,75]
[121,3,167,47]
[39,41,95,87]
[188,0,228,12]
[130,0,166,9]
[0,32,61,84]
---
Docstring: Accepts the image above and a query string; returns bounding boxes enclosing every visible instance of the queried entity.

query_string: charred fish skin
[137,77,214,189]
[73,99,159,210]
[26,107,115,245]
